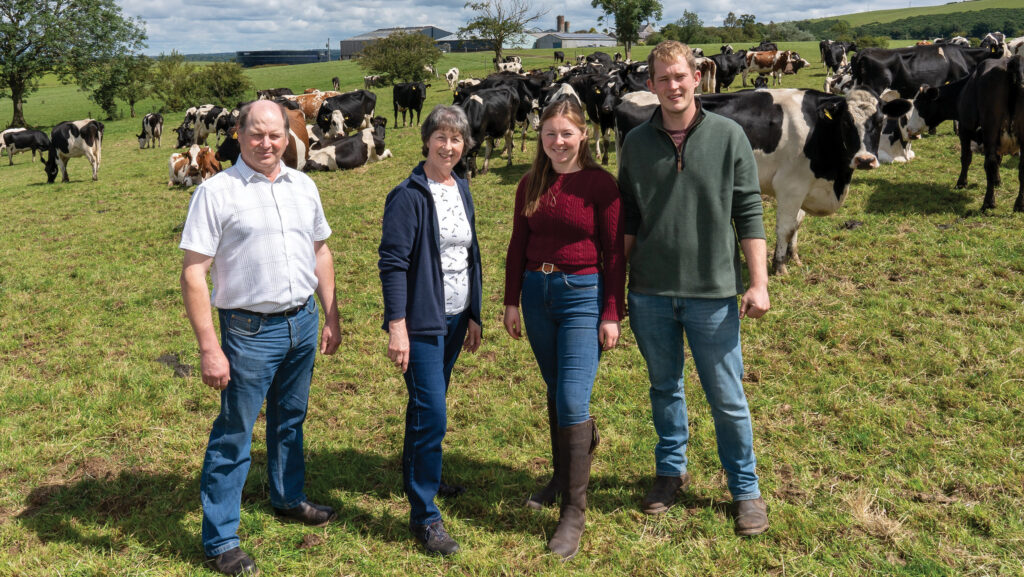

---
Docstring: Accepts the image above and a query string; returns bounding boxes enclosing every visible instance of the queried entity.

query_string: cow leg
[482,138,493,174]
[771,195,805,275]
[788,209,806,267]
[59,158,70,183]
[521,121,528,152]
[742,70,748,87]
[955,132,973,189]
[504,129,514,167]
[601,126,610,166]
[7,147,12,166]
[982,151,1001,211]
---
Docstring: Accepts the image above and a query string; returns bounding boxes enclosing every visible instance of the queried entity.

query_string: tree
[196,62,253,106]
[359,31,442,83]
[459,0,548,65]
[151,52,201,113]
[0,0,146,127]
[76,54,153,119]
[591,0,663,60]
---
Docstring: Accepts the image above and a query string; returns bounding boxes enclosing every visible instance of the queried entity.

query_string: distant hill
[791,0,1023,40]
[802,0,1019,27]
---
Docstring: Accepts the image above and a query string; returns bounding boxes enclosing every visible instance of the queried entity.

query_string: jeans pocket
[226,313,263,337]
[563,273,599,291]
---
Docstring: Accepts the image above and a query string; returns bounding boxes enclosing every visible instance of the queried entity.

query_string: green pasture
[805,0,1022,28]
[1,47,1023,576]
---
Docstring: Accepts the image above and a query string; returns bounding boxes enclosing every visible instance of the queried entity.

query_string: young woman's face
[541,115,586,173]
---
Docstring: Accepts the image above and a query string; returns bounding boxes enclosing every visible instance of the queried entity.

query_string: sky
[119,0,955,55]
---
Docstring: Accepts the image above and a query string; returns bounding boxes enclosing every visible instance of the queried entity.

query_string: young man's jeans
[201,296,318,557]
[403,310,469,527]
[627,292,761,501]
[520,270,602,427]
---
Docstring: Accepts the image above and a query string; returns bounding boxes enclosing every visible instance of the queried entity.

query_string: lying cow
[305,122,392,171]
[137,113,164,149]
[45,119,104,183]
[216,108,309,171]
[4,129,50,165]
[169,144,221,186]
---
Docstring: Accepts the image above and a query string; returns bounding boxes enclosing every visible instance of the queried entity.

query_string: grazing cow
[554,50,565,63]
[743,50,800,87]
[709,50,748,92]
[699,88,912,273]
[877,89,916,164]
[256,88,293,100]
[458,85,519,177]
[305,122,392,171]
[315,89,378,137]
[851,44,999,98]
[0,127,26,156]
[332,76,340,91]
[194,105,228,145]
[497,61,523,74]
[3,129,50,165]
[445,67,460,92]
[215,108,309,171]
[364,75,383,89]
[173,124,194,148]
[906,77,969,137]
[454,73,542,151]
[137,113,164,149]
[953,55,1024,212]
[393,82,429,127]
[980,32,1009,57]
[280,90,342,120]
[44,119,104,183]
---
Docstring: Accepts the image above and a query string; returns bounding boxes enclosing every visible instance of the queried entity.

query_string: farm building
[435,34,494,53]
[339,26,452,60]
[533,32,616,50]
[235,50,329,67]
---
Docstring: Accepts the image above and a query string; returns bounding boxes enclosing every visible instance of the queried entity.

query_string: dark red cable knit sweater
[503,167,626,321]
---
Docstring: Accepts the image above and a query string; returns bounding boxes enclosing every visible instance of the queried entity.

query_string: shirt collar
[235,158,291,184]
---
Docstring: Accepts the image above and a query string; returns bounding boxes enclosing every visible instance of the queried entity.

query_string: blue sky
[118,0,957,55]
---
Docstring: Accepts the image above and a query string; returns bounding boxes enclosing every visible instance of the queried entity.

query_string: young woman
[379,105,483,556]
[502,98,625,560]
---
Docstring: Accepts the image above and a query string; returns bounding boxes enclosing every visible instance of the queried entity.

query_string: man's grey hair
[421,105,475,156]
[236,100,289,133]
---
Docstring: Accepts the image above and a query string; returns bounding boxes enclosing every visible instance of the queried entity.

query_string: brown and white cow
[281,90,342,120]
[44,119,104,183]
[743,50,806,87]
[169,144,222,186]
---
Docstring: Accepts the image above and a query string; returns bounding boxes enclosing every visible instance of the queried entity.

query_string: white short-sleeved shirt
[427,178,472,315]
[179,159,332,313]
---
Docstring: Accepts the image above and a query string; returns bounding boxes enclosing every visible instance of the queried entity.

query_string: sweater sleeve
[594,172,626,320]
[378,185,416,327]
[730,127,766,240]
[503,177,531,308]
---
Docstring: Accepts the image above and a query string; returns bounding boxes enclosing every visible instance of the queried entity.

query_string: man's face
[647,56,702,120]
[238,102,288,176]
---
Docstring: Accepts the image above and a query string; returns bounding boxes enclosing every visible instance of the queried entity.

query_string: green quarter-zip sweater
[618,102,765,298]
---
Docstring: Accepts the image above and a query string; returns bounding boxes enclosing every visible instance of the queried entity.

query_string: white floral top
[427,178,472,315]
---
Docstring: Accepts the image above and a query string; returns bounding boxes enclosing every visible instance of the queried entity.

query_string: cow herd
[5,38,1023,274]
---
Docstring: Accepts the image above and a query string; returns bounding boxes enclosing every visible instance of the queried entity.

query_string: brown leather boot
[527,397,561,510]
[547,418,599,560]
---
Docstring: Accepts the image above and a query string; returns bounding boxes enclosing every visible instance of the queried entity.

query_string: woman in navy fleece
[378,105,482,556]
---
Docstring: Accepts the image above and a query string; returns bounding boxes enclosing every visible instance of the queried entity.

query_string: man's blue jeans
[520,271,602,427]
[627,292,761,502]
[403,311,469,526]
[201,296,318,557]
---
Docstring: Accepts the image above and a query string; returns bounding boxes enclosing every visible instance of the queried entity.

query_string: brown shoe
[206,547,259,576]
[733,497,769,536]
[641,473,691,515]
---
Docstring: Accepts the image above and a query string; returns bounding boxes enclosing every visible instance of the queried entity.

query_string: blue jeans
[201,296,319,556]
[403,311,469,526]
[627,292,760,501]
[520,271,602,427]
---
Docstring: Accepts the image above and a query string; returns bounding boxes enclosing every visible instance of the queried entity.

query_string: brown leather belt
[531,262,562,274]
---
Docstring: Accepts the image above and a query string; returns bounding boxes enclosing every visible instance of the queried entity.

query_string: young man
[618,41,771,536]
[181,100,342,575]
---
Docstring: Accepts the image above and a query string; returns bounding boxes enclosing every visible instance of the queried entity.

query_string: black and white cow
[823,41,856,73]
[194,105,228,145]
[709,50,748,92]
[457,85,519,177]
[699,88,912,273]
[393,82,429,127]
[851,44,999,98]
[980,32,1009,57]
[445,67,460,92]
[256,88,294,100]
[137,113,164,149]
[3,129,50,165]
[173,124,194,148]
[954,55,1024,212]
[315,89,378,138]
[580,74,622,165]
[905,77,968,138]
[305,121,392,171]
[44,119,104,183]
[554,51,565,63]
[877,89,916,164]
[0,127,25,157]
[613,90,660,167]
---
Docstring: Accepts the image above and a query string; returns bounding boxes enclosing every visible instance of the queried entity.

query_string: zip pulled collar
[648,99,707,172]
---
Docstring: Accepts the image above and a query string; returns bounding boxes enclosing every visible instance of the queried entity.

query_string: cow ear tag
[232,132,237,138]
[596,89,601,94]
[824,110,833,120]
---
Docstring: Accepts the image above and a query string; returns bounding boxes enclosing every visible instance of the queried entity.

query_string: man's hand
[388,318,411,373]
[200,347,231,390]
[463,319,482,353]
[503,305,521,339]
[740,285,770,319]
[320,316,341,355]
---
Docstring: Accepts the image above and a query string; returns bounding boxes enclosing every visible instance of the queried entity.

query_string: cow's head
[371,116,387,141]
[44,150,59,183]
[174,125,193,148]
[843,87,913,170]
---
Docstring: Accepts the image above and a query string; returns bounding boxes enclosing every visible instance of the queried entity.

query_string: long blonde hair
[521,98,603,217]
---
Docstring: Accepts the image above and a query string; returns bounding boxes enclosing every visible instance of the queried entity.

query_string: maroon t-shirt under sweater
[503,168,626,321]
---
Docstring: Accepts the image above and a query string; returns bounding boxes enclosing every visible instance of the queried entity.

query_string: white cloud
[117,0,954,55]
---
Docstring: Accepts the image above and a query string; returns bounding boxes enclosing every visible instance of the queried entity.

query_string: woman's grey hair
[421,104,475,156]
[236,100,289,133]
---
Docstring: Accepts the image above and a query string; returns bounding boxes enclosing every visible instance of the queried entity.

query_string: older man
[180,100,341,576]
[618,41,771,536]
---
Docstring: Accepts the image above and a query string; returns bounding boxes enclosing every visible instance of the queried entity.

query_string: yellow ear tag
[232,132,237,138]
[824,110,832,120]
[596,89,601,94]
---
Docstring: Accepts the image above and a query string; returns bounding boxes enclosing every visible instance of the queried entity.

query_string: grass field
[805,0,1023,28]
[1,47,1023,576]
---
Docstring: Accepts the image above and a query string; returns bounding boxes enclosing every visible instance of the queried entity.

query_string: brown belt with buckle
[532,262,562,274]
